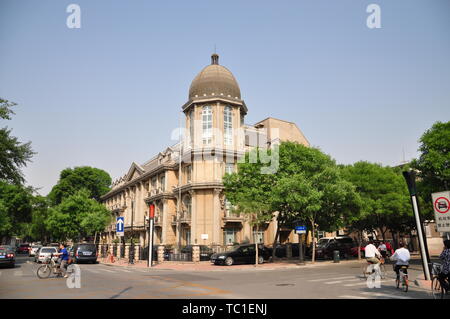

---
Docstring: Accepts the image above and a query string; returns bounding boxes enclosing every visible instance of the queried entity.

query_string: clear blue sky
[1,0,449,195]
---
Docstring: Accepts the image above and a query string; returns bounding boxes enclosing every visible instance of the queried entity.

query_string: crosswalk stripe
[360,292,412,299]
[308,276,356,282]
[343,280,389,287]
[338,295,370,299]
[324,278,361,285]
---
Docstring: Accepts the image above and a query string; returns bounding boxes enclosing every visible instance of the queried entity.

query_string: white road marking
[343,280,389,287]
[13,271,23,276]
[360,292,412,299]
[324,278,361,285]
[338,295,370,299]
[308,276,356,282]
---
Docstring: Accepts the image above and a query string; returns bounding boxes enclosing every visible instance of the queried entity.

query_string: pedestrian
[378,241,387,259]
[438,239,450,291]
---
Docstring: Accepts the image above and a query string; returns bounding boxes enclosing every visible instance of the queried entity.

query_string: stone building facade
[100,54,309,249]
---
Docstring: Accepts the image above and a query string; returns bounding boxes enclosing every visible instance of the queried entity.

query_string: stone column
[190,190,197,245]
[161,199,167,244]
[192,245,200,263]
[125,244,130,260]
[213,189,221,245]
[157,245,165,263]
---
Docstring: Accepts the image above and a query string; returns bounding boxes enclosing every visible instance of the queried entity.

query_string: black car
[210,244,271,266]
[0,245,15,268]
[315,237,355,259]
[274,243,310,258]
[180,245,213,261]
[71,243,98,264]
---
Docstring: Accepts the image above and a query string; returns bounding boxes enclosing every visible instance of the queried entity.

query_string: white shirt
[365,244,381,258]
[390,248,410,265]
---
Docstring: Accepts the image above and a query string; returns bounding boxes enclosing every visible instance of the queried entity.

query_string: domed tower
[178,54,248,246]
[182,54,247,150]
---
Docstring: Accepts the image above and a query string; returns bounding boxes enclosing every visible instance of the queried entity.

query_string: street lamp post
[403,170,431,281]
[148,204,155,267]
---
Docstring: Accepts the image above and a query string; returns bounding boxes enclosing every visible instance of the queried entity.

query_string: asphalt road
[0,255,437,299]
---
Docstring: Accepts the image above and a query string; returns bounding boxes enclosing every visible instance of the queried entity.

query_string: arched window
[224,106,233,145]
[202,106,212,145]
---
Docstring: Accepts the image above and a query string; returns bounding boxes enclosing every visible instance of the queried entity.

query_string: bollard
[333,250,340,263]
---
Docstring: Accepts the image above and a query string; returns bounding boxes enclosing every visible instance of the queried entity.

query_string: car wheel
[224,257,234,266]
[258,256,264,264]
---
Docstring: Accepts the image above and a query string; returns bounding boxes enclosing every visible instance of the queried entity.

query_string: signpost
[295,225,306,264]
[431,191,450,239]
[403,171,431,281]
[116,217,124,237]
[148,204,155,268]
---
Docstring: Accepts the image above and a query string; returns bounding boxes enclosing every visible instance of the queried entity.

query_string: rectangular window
[160,175,165,192]
[225,162,234,175]
[185,165,192,183]
[253,231,264,244]
[224,106,233,146]
[202,106,212,145]
[223,228,237,245]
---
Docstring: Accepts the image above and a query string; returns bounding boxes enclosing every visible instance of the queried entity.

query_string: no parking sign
[432,191,450,232]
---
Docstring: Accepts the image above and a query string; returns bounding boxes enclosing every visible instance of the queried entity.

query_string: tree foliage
[48,166,112,205]
[0,98,35,185]
[224,142,361,260]
[45,189,112,242]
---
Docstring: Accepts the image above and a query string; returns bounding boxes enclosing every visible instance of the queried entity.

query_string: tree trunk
[94,231,98,245]
[357,230,362,260]
[271,222,280,262]
[311,219,316,264]
[380,227,386,242]
[255,221,259,267]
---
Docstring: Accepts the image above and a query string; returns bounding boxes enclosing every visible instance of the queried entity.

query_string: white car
[35,247,58,263]
[29,245,42,257]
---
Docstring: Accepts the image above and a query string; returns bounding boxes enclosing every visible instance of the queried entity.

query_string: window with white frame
[159,175,165,192]
[224,106,233,145]
[202,106,212,145]
[225,162,234,175]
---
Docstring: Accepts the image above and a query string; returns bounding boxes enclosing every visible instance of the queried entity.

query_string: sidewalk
[99,257,360,271]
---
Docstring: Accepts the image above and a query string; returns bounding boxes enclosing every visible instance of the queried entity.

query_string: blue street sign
[295,226,306,234]
[116,217,124,235]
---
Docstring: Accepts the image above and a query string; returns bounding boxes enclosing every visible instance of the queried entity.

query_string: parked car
[29,245,42,257]
[36,246,59,263]
[71,243,98,264]
[0,245,16,268]
[210,244,271,266]
[17,243,30,255]
[180,245,214,261]
[314,237,355,259]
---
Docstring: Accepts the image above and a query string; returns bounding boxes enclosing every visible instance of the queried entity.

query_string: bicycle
[362,257,386,279]
[430,262,449,299]
[395,265,409,292]
[36,253,67,279]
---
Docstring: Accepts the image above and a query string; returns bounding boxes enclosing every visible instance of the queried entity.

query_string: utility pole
[148,204,155,267]
[129,198,135,264]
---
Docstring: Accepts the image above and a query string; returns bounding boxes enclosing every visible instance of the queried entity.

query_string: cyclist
[54,243,69,278]
[378,241,388,259]
[365,240,382,272]
[390,241,410,284]
[438,239,450,292]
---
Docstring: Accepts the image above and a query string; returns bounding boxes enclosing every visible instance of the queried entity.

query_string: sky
[1,0,449,196]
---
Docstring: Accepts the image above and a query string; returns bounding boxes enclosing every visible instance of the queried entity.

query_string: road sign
[116,217,124,236]
[295,226,306,234]
[432,191,450,233]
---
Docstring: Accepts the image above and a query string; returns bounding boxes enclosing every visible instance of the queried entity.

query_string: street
[0,255,435,299]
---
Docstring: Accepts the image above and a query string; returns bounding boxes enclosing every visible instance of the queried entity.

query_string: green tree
[341,161,412,247]
[48,166,112,205]
[0,98,35,185]
[29,195,51,242]
[0,181,34,242]
[45,189,112,242]
[224,142,361,261]
[412,121,450,219]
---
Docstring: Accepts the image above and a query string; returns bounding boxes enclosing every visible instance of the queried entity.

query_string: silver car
[35,247,58,263]
[29,245,42,257]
